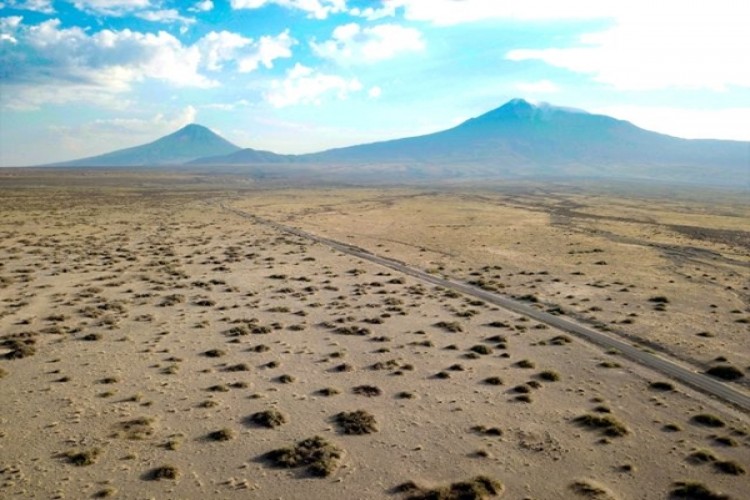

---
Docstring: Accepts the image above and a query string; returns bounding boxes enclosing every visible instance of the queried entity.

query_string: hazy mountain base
[0,171,747,499]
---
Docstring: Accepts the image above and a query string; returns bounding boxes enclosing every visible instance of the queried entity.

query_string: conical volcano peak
[169,123,218,139]
[49,123,240,166]
[467,98,540,123]
[505,97,534,108]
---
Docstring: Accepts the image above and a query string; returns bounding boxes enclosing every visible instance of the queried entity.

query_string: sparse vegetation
[395,475,504,499]
[62,448,101,466]
[469,345,492,355]
[483,376,503,386]
[145,465,179,481]
[353,384,382,396]
[705,365,743,381]
[317,387,341,396]
[670,481,730,499]
[434,321,463,333]
[264,436,343,477]
[538,370,560,382]
[691,414,725,428]
[569,479,617,499]
[335,410,378,434]
[649,381,675,391]
[206,428,235,441]
[714,460,745,475]
[574,414,629,437]
[249,409,287,428]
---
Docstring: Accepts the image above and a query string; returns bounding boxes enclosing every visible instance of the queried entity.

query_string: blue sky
[0,0,748,166]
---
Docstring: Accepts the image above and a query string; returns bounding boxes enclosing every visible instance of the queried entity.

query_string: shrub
[705,365,744,381]
[516,359,535,369]
[569,479,617,499]
[335,410,378,435]
[2,338,36,359]
[574,414,629,437]
[469,345,492,355]
[687,449,717,463]
[538,370,560,382]
[670,481,729,499]
[353,385,382,396]
[394,475,503,499]
[207,428,234,441]
[691,414,725,428]
[649,381,675,391]
[434,321,463,333]
[714,460,745,475]
[264,436,342,477]
[249,410,287,429]
[224,363,250,372]
[648,296,670,304]
[63,448,101,466]
[145,465,179,481]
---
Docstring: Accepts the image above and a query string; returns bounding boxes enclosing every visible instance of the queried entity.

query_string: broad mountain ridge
[48,99,749,186]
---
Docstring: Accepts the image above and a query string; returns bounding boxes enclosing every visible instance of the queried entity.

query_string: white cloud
[72,0,150,16]
[368,85,381,98]
[201,99,252,111]
[135,9,196,27]
[89,105,198,135]
[48,105,199,160]
[4,0,55,13]
[266,63,363,107]
[0,15,22,43]
[0,18,211,109]
[370,0,620,25]
[197,30,294,73]
[230,0,346,20]
[594,105,750,141]
[189,0,214,12]
[349,4,398,21]
[1,18,295,109]
[496,1,750,91]
[515,80,559,94]
[312,23,424,63]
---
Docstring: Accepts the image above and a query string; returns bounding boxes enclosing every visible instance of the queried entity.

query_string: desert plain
[0,169,748,499]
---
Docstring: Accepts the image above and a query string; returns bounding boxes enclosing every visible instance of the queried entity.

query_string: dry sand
[0,174,748,499]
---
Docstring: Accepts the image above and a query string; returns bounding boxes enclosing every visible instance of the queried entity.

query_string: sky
[0,0,748,166]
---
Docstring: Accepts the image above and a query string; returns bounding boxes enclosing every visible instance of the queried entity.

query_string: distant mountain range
[50,124,241,167]
[47,99,749,186]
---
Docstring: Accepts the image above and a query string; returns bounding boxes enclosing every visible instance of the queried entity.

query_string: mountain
[187,146,292,165]
[295,99,748,182]
[48,101,749,186]
[188,99,749,185]
[50,124,241,166]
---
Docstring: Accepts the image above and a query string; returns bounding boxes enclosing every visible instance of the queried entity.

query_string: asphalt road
[223,205,750,413]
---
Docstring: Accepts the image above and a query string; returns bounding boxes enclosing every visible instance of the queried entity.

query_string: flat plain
[0,170,748,499]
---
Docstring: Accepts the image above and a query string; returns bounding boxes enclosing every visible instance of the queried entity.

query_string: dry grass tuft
[264,436,343,477]
[335,410,378,435]
[395,475,504,499]
[249,409,287,428]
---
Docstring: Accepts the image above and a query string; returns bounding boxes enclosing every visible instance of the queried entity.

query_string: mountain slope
[51,124,241,166]
[186,146,293,165]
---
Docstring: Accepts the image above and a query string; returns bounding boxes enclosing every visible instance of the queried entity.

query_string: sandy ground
[234,186,750,375]
[0,176,748,499]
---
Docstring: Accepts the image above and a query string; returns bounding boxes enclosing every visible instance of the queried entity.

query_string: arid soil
[0,173,748,499]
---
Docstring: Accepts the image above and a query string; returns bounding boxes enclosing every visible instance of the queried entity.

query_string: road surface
[222,204,750,413]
